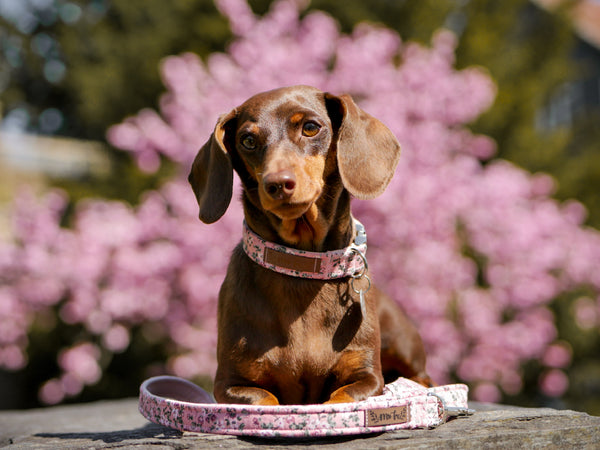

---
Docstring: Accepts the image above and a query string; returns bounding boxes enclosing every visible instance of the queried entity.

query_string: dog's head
[188,85,400,224]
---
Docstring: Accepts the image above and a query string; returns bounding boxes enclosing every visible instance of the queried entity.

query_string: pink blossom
[215,0,257,35]
[59,343,102,385]
[61,373,85,397]
[573,297,599,330]
[542,342,572,369]
[472,383,502,403]
[539,369,569,397]
[39,378,65,405]
[0,345,27,371]
[2,0,600,404]
[102,324,130,353]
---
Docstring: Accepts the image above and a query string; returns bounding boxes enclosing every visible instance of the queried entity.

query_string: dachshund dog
[189,85,432,405]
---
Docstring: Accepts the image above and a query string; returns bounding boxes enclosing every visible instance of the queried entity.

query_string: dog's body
[189,86,431,405]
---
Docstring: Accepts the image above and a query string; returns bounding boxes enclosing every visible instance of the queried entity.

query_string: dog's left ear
[188,110,237,223]
[324,93,401,199]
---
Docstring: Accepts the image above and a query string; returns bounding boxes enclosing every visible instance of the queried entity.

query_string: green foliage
[457,1,575,165]
[0,0,231,206]
[249,0,454,40]
[309,0,455,40]
[59,0,231,139]
[4,0,597,225]
[56,0,230,204]
[0,0,230,140]
[53,152,178,206]
[2,0,599,413]
[552,110,600,227]
[453,1,600,232]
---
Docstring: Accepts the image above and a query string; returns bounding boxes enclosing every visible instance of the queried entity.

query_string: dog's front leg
[325,351,384,404]
[325,373,384,404]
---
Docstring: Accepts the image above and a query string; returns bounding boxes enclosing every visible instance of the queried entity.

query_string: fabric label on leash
[365,405,410,427]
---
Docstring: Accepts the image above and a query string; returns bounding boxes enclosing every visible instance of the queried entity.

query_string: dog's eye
[240,134,257,150]
[302,122,321,137]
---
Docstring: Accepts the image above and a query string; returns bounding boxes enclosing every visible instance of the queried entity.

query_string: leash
[139,376,473,438]
[141,222,474,437]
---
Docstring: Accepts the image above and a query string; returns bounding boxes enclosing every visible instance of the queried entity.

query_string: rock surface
[1,399,599,449]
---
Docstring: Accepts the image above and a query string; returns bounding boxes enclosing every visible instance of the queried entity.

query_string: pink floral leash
[140,220,473,437]
[139,376,473,438]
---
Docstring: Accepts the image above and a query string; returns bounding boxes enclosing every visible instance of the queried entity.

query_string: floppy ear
[188,110,237,223]
[324,93,401,199]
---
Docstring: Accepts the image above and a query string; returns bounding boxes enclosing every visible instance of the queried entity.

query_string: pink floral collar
[242,219,368,279]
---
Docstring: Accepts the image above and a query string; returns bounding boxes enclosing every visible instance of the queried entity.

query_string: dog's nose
[263,171,296,200]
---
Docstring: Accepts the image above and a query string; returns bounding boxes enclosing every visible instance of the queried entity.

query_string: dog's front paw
[410,373,436,388]
[255,393,280,406]
[217,385,280,405]
[323,386,358,404]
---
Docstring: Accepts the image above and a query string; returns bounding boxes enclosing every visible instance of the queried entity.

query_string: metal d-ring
[351,273,371,295]
[350,247,370,317]
[350,247,369,279]
[350,247,370,295]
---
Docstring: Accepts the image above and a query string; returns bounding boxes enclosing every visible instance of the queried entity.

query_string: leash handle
[139,376,471,438]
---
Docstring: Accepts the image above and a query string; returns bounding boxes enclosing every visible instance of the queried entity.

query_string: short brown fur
[189,85,432,405]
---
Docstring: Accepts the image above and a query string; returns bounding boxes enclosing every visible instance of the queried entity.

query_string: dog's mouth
[269,201,313,220]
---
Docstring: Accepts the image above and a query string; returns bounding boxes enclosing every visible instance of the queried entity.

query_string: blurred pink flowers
[2,0,600,404]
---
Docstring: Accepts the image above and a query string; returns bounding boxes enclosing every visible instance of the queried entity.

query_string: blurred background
[0,0,599,414]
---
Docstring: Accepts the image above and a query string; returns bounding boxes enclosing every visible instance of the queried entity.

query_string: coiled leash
[139,376,473,438]
[142,220,474,436]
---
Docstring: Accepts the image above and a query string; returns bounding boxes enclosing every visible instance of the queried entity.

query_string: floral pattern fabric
[139,376,470,437]
[242,219,368,279]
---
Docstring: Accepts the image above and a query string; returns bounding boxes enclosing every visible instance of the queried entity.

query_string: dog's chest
[273,309,338,365]
[261,288,359,372]
[235,267,368,403]
[258,307,344,404]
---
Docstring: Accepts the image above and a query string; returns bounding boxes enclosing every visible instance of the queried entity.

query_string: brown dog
[189,85,431,405]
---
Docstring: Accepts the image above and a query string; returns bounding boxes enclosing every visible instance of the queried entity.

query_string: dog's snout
[263,171,296,200]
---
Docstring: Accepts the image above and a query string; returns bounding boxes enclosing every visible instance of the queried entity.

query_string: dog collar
[242,219,368,279]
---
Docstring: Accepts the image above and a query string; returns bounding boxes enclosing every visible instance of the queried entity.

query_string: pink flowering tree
[2,0,600,405]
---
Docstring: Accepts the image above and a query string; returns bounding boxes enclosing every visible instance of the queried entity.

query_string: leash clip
[350,247,370,318]
[428,392,475,423]
[445,405,476,418]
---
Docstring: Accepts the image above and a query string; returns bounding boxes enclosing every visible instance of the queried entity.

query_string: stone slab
[1,399,599,449]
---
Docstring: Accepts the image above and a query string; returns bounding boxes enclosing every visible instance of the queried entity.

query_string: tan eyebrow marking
[246,123,260,134]
[290,113,304,125]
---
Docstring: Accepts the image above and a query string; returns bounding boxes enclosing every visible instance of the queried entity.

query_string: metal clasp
[428,392,475,423]
[350,246,369,279]
[350,272,371,296]
[445,405,476,418]
[353,220,367,246]
[350,247,370,318]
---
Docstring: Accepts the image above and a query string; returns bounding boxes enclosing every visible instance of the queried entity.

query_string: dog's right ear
[324,93,400,200]
[188,110,237,224]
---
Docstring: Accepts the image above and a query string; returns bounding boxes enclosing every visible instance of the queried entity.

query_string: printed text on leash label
[365,405,410,427]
